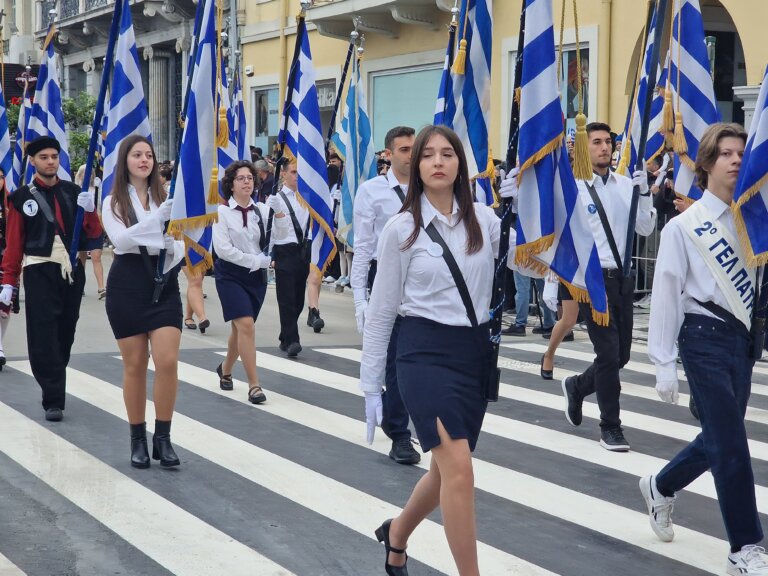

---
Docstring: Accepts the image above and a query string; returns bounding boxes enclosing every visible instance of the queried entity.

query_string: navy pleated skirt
[106,254,182,340]
[214,258,268,322]
[396,316,491,452]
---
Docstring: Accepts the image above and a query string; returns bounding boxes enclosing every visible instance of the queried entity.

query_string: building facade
[238,0,768,156]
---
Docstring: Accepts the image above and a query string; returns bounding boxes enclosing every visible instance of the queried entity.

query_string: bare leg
[232,317,258,386]
[543,299,578,372]
[149,327,181,420]
[307,268,321,309]
[222,322,239,375]
[117,334,150,424]
[90,249,105,292]
[0,314,9,358]
[183,268,207,323]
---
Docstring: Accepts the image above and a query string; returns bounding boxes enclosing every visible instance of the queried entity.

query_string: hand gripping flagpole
[325,21,358,155]
[622,0,667,277]
[486,4,526,403]
[68,0,124,268]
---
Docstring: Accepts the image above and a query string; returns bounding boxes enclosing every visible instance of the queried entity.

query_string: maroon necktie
[234,205,254,227]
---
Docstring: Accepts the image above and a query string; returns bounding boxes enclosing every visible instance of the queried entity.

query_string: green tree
[62,93,97,171]
[7,102,19,132]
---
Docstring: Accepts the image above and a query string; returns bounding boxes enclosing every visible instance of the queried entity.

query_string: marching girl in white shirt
[361,125,504,576]
[102,135,185,469]
[212,160,287,403]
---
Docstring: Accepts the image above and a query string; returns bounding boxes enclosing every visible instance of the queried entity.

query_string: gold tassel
[616,138,631,176]
[673,113,688,155]
[208,167,221,204]
[216,107,229,147]
[514,87,522,106]
[451,39,467,75]
[572,113,592,180]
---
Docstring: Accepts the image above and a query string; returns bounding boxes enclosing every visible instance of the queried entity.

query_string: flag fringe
[167,213,219,236]
[732,204,768,268]
[673,191,695,206]
[559,277,610,327]
[514,234,555,267]
[517,135,562,182]
[181,234,214,275]
[733,172,768,210]
[616,137,631,176]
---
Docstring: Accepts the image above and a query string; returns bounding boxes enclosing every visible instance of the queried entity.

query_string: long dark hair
[110,135,165,225]
[400,125,483,254]
[221,160,257,201]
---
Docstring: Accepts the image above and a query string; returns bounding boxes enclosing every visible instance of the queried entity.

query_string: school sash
[680,200,756,329]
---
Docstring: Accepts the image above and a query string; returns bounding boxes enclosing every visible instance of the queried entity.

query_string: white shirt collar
[587,171,616,186]
[127,183,156,210]
[386,169,408,191]
[700,189,731,219]
[281,185,296,196]
[227,196,256,210]
[420,193,459,227]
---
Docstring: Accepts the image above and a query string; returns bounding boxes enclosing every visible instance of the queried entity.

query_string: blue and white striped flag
[617,6,667,176]
[169,0,219,273]
[669,0,720,201]
[434,21,457,126]
[0,78,13,186]
[280,24,337,274]
[333,55,376,248]
[217,62,239,178]
[101,0,152,199]
[232,66,248,161]
[26,24,70,182]
[450,0,494,205]
[9,84,32,192]
[733,63,768,266]
[515,0,607,324]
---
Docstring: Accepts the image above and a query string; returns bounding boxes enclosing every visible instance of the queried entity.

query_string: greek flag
[101,0,152,199]
[0,80,12,186]
[669,0,720,201]
[232,67,248,161]
[332,55,376,248]
[617,7,667,175]
[515,0,607,324]
[169,0,219,273]
[9,85,31,192]
[434,21,457,126]
[280,25,337,274]
[733,64,768,266]
[217,62,239,177]
[26,24,70,181]
[450,0,494,204]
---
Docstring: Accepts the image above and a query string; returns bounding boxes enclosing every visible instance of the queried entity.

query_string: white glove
[499,167,520,199]
[162,234,176,253]
[249,252,271,272]
[656,377,679,404]
[632,169,650,196]
[364,392,383,444]
[266,194,283,214]
[0,285,13,306]
[355,299,368,335]
[155,197,174,222]
[543,280,559,313]
[77,191,95,212]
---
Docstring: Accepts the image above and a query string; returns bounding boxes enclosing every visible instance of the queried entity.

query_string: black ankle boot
[152,420,180,467]
[130,422,150,469]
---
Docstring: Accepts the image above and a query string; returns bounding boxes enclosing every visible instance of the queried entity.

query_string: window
[252,86,279,155]
[371,66,442,149]
[558,47,590,139]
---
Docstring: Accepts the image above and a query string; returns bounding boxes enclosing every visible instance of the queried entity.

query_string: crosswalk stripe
[302,348,768,463]
[9,360,534,576]
[0,389,295,576]
[630,341,768,379]
[311,347,768,510]
[194,355,731,572]
[0,552,26,575]
[503,341,768,398]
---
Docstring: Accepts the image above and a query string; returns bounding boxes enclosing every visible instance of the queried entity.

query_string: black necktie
[234,205,254,228]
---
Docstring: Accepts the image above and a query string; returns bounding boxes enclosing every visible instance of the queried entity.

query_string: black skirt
[214,259,267,322]
[396,316,491,452]
[106,254,182,339]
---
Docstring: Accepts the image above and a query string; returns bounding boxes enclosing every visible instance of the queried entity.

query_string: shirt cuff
[655,362,678,382]
[353,288,368,303]
[359,380,383,394]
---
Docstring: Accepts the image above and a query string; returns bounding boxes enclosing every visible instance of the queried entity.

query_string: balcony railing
[61,0,80,19]
[85,0,111,10]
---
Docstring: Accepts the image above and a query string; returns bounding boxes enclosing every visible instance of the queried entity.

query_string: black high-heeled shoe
[152,420,180,467]
[374,519,408,576]
[130,422,150,469]
[540,354,553,380]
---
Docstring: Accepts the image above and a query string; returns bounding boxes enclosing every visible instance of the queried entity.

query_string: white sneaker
[322,275,336,284]
[639,475,675,542]
[728,545,768,575]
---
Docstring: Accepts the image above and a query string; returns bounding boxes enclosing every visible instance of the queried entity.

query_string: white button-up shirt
[577,171,657,269]
[647,190,748,382]
[101,185,184,273]
[350,170,409,300]
[359,195,501,393]
[271,186,309,246]
[212,198,286,270]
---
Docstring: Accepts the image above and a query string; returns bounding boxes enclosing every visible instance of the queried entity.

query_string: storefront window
[252,86,279,155]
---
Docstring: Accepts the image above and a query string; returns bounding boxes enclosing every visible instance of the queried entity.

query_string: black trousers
[23,262,86,410]
[573,271,634,430]
[273,243,309,346]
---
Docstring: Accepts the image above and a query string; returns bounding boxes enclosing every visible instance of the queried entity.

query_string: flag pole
[325,23,358,155]
[487,4,526,402]
[622,0,667,277]
[68,0,124,268]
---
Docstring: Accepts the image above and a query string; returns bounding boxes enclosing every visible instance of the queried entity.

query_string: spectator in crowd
[254,159,274,203]
[75,164,106,300]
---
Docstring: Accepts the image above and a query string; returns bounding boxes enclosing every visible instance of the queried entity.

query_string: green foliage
[7,102,19,132]
[62,93,97,172]
[68,131,92,173]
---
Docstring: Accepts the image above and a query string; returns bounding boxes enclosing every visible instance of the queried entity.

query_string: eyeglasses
[234,175,254,182]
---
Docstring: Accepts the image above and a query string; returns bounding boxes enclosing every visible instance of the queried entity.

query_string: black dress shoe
[130,422,150,469]
[279,342,289,352]
[389,438,421,465]
[532,325,553,335]
[216,363,233,391]
[309,308,324,333]
[45,407,63,422]
[561,376,583,426]
[152,420,180,467]
[375,519,409,576]
[501,324,526,336]
[540,355,553,380]
[286,342,302,357]
[198,319,210,334]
